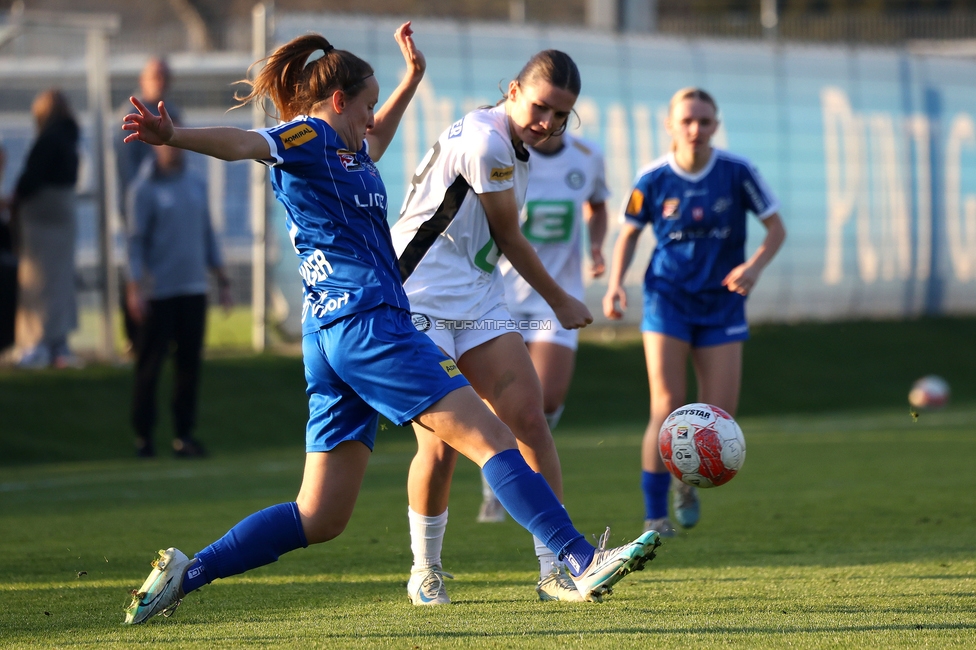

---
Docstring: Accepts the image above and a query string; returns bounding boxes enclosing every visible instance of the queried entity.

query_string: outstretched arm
[366,22,426,161]
[481,189,592,330]
[602,222,642,320]
[122,97,270,162]
[584,200,608,278]
[722,213,786,296]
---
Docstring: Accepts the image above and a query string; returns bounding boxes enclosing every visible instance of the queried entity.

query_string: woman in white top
[391,50,598,604]
[478,130,608,521]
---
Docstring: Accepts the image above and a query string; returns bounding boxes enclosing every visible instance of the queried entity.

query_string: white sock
[534,535,558,579]
[408,507,448,571]
[481,471,496,501]
[544,404,565,431]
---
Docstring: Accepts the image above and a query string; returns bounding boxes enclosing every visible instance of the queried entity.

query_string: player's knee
[509,406,551,445]
[301,514,349,544]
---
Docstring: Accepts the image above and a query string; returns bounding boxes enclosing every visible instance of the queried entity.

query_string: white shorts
[509,310,578,351]
[410,303,519,361]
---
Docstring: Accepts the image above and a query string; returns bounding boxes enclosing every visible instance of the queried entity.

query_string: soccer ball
[908,375,950,410]
[659,403,745,488]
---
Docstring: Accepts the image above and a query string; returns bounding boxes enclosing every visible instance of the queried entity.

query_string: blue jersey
[256,117,408,334]
[623,149,779,296]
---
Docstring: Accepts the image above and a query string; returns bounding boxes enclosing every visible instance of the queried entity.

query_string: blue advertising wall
[274,14,976,326]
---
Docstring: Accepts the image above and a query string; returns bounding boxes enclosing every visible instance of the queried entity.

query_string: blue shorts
[302,303,470,453]
[641,287,749,348]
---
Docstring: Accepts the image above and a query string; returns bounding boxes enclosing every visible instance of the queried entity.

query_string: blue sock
[182,502,308,594]
[482,449,595,577]
[642,471,671,520]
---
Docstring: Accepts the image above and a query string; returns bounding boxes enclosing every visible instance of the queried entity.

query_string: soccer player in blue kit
[603,88,786,536]
[120,24,660,624]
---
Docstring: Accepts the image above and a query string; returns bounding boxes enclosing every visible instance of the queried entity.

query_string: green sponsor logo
[523,200,573,243]
[474,237,501,273]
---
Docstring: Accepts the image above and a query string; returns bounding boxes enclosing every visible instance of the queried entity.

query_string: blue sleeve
[739,162,780,220]
[253,118,326,169]
[127,181,153,284]
[622,176,651,229]
[202,183,223,270]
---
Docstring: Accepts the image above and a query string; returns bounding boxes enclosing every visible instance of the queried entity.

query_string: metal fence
[2,9,975,360]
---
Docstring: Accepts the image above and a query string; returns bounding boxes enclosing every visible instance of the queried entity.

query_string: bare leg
[691,341,743,415]
[296,441,372,544]
[459,333,563,499]
[407,426,459,516]
[525,341,576,418]
[641,332,691,472]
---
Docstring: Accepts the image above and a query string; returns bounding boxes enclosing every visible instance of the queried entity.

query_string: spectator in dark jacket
[13,88,81,369]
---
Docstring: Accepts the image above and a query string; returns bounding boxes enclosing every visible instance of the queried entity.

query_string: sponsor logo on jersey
[625,189,644,216]
[684,188,707,198]
[337,148,363,172]
[565,169,586,190]
[743,180,766,212]
[712,196,732,213]
[448,118,464,139]
[667,226,731,241]
[692,206,704,221]
[302,291,350,322]
[490,166,515,181]
[354,193,387,210]
[299,249,334,285]
[524,200,573,243]
[663,198,680,219]
[440,359,461,377]
[411,313,432,332]
[280,124,317,149]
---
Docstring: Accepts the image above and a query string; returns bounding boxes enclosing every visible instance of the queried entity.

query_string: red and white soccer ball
[659,403,746,488]
[908,375,950,410]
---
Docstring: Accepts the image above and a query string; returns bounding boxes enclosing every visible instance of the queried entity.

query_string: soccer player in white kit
[393,51,643,604]
[476,129,608,521]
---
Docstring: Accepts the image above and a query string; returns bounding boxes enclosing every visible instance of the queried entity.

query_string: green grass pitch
[1,318,975,648]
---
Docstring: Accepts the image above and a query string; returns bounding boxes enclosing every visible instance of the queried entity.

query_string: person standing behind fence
[603,87,786,536]
[0,142,16,356]
[116,57,181,350]
[126,137,231,458]
[12,89,81,369]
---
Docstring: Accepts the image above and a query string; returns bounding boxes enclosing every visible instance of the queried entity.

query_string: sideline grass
[1,318,975,646]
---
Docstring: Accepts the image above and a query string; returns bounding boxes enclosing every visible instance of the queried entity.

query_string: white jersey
[392,105,529,321]
[498,133,609,314]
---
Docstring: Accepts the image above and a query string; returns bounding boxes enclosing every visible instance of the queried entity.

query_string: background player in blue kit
[121,24,660,624]
[603,88,786,536]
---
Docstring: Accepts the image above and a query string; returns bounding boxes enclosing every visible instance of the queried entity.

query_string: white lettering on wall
[945,112,976,281]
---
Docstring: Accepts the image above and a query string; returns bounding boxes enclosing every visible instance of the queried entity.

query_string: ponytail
[235,34,374,121]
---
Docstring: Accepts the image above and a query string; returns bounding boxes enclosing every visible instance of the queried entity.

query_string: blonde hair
[234,34,374,122]
[668,87,718,117]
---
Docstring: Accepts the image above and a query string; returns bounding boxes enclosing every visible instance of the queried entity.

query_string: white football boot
[406,565,454,605]
[570,528,661,602]
[124,548,192,624]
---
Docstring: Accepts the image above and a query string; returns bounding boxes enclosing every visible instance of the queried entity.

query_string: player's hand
[602,285,627,320]
[393,22,426,83]
[590,246,606,278]
[126,281,146,324]
[552,294,592,330]
[122,97,175,146]
[722,263,761,296]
